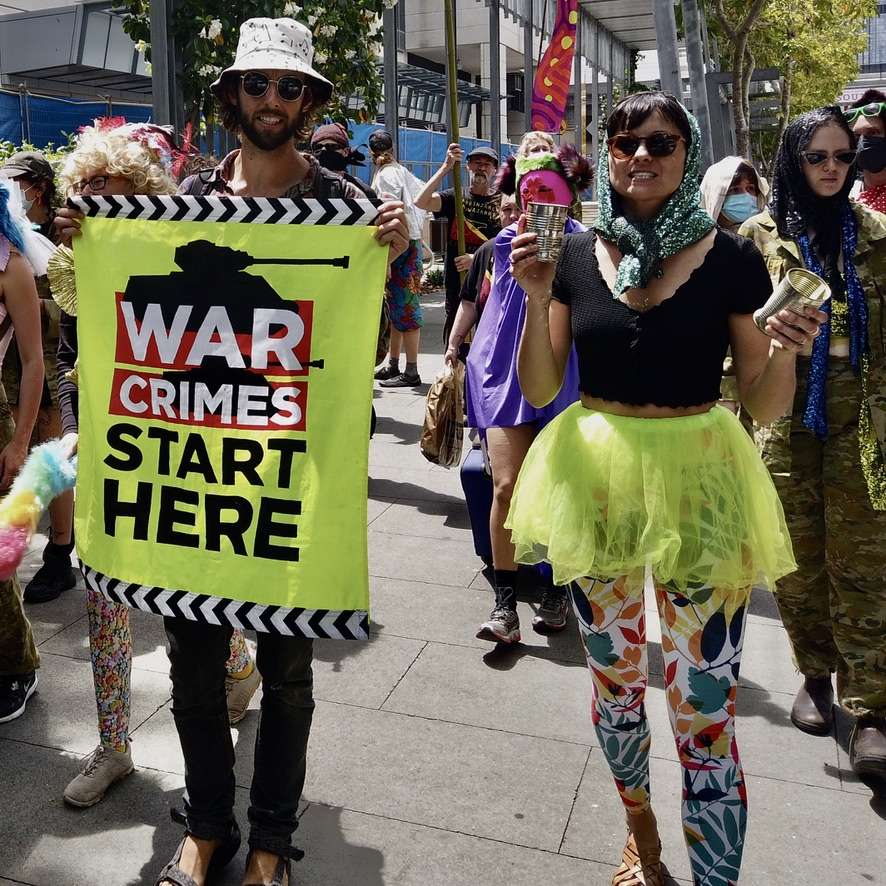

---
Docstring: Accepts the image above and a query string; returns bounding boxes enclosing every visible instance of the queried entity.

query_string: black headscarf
[769,106,857,283]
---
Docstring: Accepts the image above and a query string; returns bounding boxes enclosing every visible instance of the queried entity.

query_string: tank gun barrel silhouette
[173,240,350,274]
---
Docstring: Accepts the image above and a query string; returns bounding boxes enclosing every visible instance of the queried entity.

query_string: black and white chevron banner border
[70,194,381,226]
[81,563,369,641]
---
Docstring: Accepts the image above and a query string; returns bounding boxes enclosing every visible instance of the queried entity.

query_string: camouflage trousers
[0,382,38,676]
[761,360,886,717]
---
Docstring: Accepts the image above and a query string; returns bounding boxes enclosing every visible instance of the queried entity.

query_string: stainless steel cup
[753,267,831,332]
[525,202,569,262]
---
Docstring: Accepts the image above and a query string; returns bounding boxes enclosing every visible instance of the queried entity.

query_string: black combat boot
[790,675,834,736]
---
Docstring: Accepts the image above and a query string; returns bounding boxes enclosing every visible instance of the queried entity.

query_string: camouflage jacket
[739,204,886,470]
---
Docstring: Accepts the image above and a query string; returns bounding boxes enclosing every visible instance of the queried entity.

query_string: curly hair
[59,125,177,197]
[215,73,324,144]
[517,131,556,158]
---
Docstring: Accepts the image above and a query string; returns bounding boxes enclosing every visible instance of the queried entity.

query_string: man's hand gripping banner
[72,195,387,640]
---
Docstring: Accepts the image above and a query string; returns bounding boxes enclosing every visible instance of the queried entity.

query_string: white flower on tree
[201,19,222,41]
[282,2,301,16]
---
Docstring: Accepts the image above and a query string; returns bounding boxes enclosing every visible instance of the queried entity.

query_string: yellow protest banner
[73,195,386,639]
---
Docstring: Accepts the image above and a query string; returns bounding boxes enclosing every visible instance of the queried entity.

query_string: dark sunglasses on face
[73,175,109,193]
[844,102,886,124]
[607,131,685,160]
[241,71,306,102]
[801,150,857,166]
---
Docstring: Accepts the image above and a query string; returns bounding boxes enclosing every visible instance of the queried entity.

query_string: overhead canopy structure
[0,1,149,102]
[579,0,657,52]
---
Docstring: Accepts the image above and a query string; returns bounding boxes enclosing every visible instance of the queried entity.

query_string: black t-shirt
[435,188,501,301]
[551,229,772,407]
[459,237,496,306]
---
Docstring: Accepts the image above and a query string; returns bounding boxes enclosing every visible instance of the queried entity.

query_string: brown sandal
[611,831,672,886]
[242,846,303,886]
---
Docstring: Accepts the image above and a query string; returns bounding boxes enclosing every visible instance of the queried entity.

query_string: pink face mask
[519,169,573,208]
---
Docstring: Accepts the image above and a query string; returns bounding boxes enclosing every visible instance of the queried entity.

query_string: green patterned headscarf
[594,100,715,296]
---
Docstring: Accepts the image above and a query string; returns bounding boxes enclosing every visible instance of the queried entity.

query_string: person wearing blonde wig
[54,121,261,811]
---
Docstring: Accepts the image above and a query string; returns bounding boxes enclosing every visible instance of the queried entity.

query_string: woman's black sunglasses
[801,150,857,166]
[240,71,306,102]
[607,131,685,160]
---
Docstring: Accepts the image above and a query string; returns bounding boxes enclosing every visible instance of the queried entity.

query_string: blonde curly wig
[517,131,556,158]
[60,125,177,197]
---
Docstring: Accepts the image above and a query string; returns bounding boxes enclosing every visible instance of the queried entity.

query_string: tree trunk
[712,0,768,160]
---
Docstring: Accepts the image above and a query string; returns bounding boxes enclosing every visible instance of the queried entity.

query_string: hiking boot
[374,363,401,381]
[476,606,520,644]
[849,715,886,782]
[379,371,421,388]
[23,542,77,604]
[63,742,134,807]
[226,663,261,725]
[0,672,37,723]
[532,589,569,633]
[790,676,834,736]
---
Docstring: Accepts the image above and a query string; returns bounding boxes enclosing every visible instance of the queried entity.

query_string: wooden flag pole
[444,0,467,279]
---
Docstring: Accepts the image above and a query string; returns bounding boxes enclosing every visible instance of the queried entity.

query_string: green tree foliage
[710,0,876,171]
[118,0,390,126]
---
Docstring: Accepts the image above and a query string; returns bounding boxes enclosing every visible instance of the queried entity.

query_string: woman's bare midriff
[580,394,716,418]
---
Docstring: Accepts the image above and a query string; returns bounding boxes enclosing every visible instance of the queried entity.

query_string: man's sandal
[154,809,241,886]
[242,846,304,886]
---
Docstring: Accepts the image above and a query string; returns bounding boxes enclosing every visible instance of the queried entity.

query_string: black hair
[606,91,692,146]
[849,88,886,118]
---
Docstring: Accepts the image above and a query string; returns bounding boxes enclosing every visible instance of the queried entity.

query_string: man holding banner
[57,16,408,886]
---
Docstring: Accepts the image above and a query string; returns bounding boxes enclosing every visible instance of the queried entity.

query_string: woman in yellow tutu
[509,92,825,886]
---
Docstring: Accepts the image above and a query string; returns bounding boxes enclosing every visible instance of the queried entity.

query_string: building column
[653,0,681,98]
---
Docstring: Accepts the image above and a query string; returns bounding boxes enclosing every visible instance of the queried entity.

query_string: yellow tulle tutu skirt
[505,403,797,596]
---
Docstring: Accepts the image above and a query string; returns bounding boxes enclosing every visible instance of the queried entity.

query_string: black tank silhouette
[121,239,347,419]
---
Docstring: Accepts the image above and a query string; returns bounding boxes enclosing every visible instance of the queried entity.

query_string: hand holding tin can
[524,202,569,262]
[753,268,830,332]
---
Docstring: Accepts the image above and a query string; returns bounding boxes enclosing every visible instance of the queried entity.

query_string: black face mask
[857,135,886,173]
[315,147,349,171]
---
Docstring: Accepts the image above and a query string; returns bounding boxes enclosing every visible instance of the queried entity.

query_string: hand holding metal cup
[524,202,569,263]
[753,268,831,332]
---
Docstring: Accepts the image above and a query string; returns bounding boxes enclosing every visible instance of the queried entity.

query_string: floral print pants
[570,575,749,886]
[86,588,252,751]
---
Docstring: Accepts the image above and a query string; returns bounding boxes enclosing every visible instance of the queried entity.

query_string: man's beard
[238,106,302,151]
[470,171,489,191]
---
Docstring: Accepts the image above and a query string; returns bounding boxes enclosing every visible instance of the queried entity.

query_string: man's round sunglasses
[607,131,685,160]
[241,71,306,102]
[802,150,857,166]
[844,102,886,124]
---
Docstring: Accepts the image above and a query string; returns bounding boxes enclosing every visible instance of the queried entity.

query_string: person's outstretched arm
[414,143,463,213]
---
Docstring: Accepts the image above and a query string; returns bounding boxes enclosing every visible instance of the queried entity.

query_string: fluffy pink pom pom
[0,526,30,580]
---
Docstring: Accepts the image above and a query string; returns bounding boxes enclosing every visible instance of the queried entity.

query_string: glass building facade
[860,4,886,75]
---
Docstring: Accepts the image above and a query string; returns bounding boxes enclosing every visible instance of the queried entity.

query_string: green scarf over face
[594,102,715,296]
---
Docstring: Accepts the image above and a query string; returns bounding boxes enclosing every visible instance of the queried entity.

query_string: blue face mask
[721,192,758,224]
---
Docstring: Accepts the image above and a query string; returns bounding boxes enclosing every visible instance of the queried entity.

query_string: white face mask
[18,184,34,214]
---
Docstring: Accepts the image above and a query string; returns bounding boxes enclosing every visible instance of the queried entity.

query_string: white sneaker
[226,663,261,725]
[64,743,134,807]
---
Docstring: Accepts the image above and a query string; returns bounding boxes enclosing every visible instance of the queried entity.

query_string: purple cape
[465,218,582,431]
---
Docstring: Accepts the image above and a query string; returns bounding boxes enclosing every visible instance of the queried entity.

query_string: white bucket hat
[211,17,333,105]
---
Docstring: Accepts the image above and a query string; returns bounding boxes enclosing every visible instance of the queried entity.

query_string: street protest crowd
[0,12,885,886]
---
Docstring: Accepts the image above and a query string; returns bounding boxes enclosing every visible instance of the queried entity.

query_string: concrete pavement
[0,291,884,885]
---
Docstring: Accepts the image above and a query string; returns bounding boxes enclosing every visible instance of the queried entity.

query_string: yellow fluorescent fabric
[74,216,386,617]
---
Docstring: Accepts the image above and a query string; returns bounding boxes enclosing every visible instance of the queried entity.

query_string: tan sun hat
[210,17,333,105]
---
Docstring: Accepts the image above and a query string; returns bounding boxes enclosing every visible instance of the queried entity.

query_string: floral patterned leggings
[570,575,749,886]
[86,588,252,752]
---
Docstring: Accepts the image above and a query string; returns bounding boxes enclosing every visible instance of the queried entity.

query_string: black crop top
[551,230,772,408]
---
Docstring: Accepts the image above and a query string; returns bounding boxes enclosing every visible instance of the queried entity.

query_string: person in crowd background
[846,89,886,211]
[0,180,47,724]
[701,157,769,420]
[447,130,590,644]
[0,151,76,604]
[369,129,426,388]
[52,120,262,811]
[310,122,376,199]
[740,106,886,782]
[414,143,501,342]
[57,18,409,885]
[509,91,823,885]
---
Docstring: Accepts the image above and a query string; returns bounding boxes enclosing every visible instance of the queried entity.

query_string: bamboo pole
[444,0,467,280]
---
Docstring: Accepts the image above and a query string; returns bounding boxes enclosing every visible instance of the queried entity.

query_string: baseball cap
[466,146,499,165]
[368,130,394,154]
[1,151,54,181]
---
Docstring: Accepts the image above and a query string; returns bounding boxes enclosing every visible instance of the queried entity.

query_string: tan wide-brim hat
[211,17,333,106]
